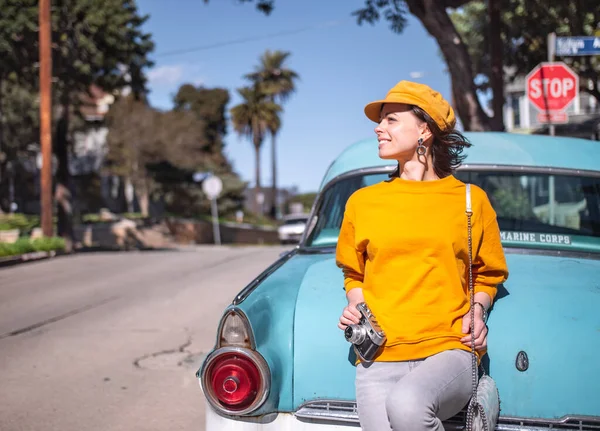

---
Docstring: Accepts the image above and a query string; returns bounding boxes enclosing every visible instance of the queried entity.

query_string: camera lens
[344,324,366,344]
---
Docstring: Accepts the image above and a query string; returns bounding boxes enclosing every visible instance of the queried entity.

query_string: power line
[154,20,346,58]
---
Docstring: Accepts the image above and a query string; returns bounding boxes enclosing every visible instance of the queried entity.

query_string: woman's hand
[461,304,488,351]
[338,288,365,330]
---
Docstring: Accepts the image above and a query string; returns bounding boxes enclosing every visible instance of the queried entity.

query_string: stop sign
[526,62,579,112]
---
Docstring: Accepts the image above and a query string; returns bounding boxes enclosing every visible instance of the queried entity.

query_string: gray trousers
[355,349,472,431]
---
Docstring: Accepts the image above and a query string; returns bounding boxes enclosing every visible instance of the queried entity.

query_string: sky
[136,0,451,193]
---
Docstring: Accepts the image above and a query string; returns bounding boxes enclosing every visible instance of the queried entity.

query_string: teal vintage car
[198,132,600,430]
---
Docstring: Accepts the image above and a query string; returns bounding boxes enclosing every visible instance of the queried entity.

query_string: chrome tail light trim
[200,346,270,416]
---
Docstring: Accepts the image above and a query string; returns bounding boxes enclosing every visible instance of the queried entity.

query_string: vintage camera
[344,302,386,362]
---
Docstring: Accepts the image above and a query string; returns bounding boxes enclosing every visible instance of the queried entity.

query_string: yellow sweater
[336,175,508,362]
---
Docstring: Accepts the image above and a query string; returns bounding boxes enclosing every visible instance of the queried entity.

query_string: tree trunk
[0,72,6,214]
[125,176,135,213]
[137,179,150,218]
[585,86,600,106]
[488,0,505,131]
[254,140,263,216]
[582,56,600,105]
[0,72,4,189]
[55,101,74,252]
[405,0,492,131]
[269,131,277,219]
[138,191,149,217]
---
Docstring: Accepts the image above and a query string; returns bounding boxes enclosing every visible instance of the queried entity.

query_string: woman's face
[375,103,427,161]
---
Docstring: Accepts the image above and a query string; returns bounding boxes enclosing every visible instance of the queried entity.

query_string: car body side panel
[291,251,600,419]
[292,256,356,407]
[488,253,600,418]
[236,253,330,413]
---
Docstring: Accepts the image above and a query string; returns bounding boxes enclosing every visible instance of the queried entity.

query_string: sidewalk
[0,250,61,268]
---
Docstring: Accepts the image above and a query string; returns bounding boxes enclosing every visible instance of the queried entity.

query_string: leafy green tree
[246,50,299,218]
[230,85,281,216]
[105,95,160,217]
[0,0,154,248]
[106,89,246,219]
[0,77,40,212]
[169,84,246,216]
[452,0,600,103]
[0,2,39,208]
[0,78,39,162]
[173,85,230,158]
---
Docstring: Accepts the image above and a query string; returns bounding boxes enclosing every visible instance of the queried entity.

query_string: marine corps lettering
[500,231,572,245]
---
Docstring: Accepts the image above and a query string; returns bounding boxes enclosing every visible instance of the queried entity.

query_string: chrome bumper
[295,400,600,431]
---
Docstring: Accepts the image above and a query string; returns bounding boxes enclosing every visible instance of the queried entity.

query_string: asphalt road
[0,245,291,431]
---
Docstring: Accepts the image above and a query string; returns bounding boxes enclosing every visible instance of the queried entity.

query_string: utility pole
[39,0,53,237]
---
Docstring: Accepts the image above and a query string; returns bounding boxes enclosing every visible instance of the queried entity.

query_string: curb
[0,250,60,268]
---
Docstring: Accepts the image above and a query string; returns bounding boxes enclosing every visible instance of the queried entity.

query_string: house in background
[69,85,129,215]
[14,85,119,214]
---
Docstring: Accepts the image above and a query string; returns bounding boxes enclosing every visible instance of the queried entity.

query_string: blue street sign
[556,36,600,56]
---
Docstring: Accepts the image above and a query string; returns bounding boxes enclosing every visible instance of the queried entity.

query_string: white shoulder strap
[465,183,472,215]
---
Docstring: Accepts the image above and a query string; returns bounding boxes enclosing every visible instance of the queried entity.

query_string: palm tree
[230,84,281,216]
[246,50,299,218]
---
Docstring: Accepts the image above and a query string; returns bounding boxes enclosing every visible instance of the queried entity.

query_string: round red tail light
[201,348,270,415]
[211,354,259,408]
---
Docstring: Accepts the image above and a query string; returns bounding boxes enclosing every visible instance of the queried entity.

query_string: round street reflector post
[202,175,223,245]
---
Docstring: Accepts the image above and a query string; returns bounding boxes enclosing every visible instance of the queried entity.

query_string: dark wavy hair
[391,105,471,178]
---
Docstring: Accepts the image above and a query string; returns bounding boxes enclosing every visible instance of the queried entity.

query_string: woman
[336,80,509,431]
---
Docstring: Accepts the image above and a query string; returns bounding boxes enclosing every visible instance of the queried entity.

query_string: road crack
[133,338,204,370]
[0,296,120,340]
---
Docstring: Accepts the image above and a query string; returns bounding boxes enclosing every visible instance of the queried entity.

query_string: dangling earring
[416,138,426,155]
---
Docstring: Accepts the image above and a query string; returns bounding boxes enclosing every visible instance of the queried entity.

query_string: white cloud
[409,71,424,79]
[147,65,185,86]
[146,64,207,109]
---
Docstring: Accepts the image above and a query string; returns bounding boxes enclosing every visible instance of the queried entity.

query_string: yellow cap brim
[364,80,456,131]
[364,100,386,123]
[364,92,429,123]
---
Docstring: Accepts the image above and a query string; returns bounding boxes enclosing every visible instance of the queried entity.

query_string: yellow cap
[364,80,456,132]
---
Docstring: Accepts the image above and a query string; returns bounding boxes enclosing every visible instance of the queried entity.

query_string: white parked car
[277,214,309,244]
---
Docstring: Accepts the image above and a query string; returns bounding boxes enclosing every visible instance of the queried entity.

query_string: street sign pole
[548,32,556,62]
[210,198,221,246]
[547,32,556,136]
[201,175,223,246]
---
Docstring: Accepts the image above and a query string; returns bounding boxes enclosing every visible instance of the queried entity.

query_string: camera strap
[465,183,484,431]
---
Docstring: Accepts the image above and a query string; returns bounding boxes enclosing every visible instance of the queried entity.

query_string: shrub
[0,237,66,258]
[0,214,40,233]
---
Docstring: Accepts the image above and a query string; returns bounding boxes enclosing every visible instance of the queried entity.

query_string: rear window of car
[455,171,600,238]
[282,217,308,226]
[304,171,600,251]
